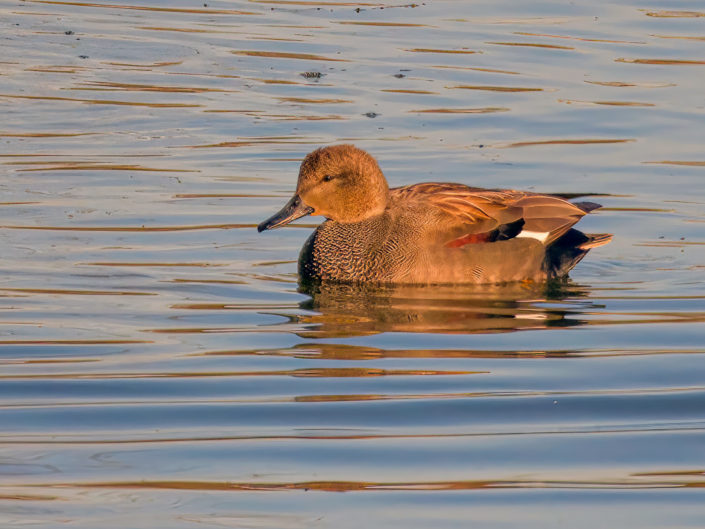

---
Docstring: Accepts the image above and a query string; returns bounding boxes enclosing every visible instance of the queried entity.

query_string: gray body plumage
[299,212,551,284]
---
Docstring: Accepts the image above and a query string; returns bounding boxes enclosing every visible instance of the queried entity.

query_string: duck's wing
[391,183,594,247]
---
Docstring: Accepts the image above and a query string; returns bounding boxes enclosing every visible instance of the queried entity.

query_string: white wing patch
[516,230,550,243]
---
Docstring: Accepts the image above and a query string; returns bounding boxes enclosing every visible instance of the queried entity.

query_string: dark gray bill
[257,195,314,232]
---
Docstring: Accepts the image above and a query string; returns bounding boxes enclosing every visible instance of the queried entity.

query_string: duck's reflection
[294,280,593,338]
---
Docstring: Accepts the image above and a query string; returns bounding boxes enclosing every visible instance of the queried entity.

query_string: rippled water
[2,1,705,527]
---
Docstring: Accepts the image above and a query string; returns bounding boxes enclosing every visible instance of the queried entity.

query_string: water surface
[1,1,704,527]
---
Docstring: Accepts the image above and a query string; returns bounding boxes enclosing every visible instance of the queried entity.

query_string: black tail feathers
[546,229,612,277]
[572,201,603,214]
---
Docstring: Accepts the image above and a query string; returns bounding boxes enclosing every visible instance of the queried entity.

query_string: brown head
[258,145,390,232]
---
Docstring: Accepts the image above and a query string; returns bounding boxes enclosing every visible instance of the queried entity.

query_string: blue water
[1,1,704,527]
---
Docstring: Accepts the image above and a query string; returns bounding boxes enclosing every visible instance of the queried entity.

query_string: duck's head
[257,144,389,232]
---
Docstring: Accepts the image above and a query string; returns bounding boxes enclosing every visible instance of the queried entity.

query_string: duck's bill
[257,195,314,232]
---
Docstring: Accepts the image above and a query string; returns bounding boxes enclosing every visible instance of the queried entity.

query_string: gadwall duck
[258,145,611,284]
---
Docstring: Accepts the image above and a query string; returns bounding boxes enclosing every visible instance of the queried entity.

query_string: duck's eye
[323,174,333,182]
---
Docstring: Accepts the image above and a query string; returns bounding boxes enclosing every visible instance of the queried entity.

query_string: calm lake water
[2,1,705,527]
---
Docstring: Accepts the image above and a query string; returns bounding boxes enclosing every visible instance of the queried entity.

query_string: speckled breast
[298,216,418,282]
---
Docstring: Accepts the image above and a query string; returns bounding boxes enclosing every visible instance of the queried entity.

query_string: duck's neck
[340,177,389,223]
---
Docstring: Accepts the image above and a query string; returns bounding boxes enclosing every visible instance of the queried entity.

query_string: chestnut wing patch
[445,218,525,248]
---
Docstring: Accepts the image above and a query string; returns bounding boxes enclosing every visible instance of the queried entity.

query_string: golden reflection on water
[503,138,634,148]
[72,81,235,93]
[446,84,544,92]
[337,21,430,27]
[642,10,705,18]
[292,281,585,337]
[615,58,705,65]
[0,93,202,107]
[1,225,254,232]
[290,281,705,338]
[232,50,348,61]
[40,473,705,492]
[431,65,520,74]
[26,0,257,15]
[513,31,645,44]
[584,81,675,87]
[404,48,479,54]
[409,107,509,114]
[558,99,655,107]
[645,161,705,167]
[486,41,575,50]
